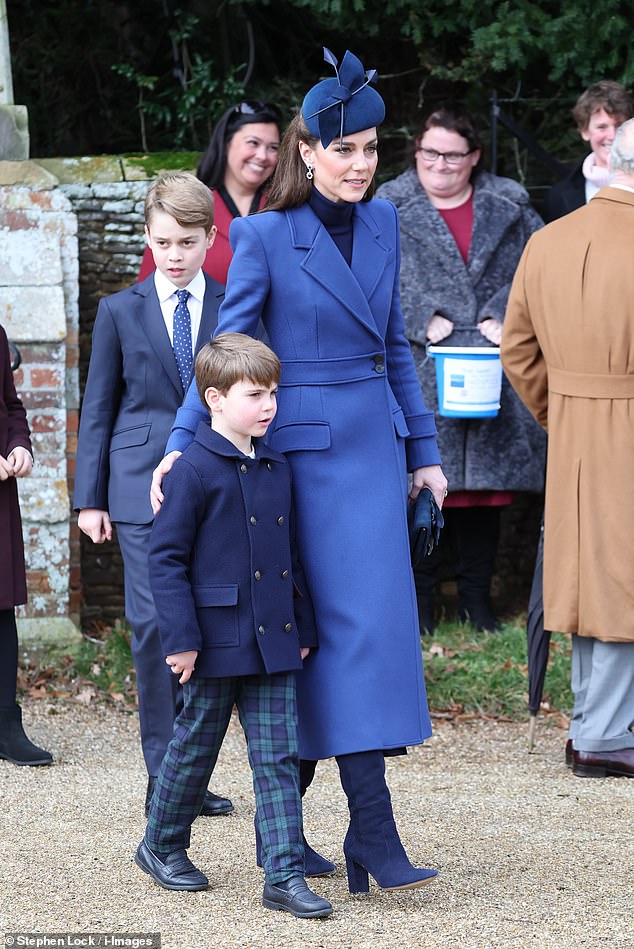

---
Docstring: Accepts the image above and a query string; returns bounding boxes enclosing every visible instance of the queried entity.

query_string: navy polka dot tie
[173,289,193,388]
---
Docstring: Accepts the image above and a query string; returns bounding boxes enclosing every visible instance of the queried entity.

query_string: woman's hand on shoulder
[150,451,182,515]
[426,314,454,344]
[477,318,502,345]
[410,465,448,510]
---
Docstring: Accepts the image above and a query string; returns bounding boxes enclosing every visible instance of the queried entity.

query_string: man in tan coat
[501,118,634,779]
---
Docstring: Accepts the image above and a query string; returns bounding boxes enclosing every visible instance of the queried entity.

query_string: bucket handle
[423,324,498,363]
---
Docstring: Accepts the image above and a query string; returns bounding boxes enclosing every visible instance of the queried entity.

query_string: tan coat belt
[548,366,634,399]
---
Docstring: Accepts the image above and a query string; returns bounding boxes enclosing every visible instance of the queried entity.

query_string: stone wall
[0,160,79,638]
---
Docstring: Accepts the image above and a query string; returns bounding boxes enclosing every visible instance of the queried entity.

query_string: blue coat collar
[286,201,390,341]
[193,422,285,464]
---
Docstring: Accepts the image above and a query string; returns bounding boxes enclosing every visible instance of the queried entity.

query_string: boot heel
[345,854,369,894]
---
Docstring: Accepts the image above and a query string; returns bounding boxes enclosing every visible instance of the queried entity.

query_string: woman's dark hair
[265,112,376,212]
[196,101,282,188]
[413,105,484,173]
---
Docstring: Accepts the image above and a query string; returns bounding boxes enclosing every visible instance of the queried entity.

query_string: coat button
[277,515,285,526]
[240,463,248,473]
[284,623,293,633]
[267,462,272,471]
[374,355,385,373]
[281,569,289,579]
[254,570,262,580]
[258,625,265,635]
[250,515,257,525]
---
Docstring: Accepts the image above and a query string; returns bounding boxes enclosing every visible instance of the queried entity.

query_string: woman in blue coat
[154,50,447,894]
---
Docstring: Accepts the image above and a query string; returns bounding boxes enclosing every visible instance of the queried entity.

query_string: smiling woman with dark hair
[138,101,282,285]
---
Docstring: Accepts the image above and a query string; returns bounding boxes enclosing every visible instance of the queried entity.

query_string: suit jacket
[543,161,585,223]
[74,273,222,524]
[502,187,634,642]
[0,324,31,609]
[149,424,317,677]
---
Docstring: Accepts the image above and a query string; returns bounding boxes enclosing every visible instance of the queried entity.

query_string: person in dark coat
[151,49,446,895]
[544,81,633,223]
[377,107,546,632]
[74,173,231,817]
[136,334,332,919]
[0,324,52,766]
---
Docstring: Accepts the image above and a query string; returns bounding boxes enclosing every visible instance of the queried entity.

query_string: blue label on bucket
[450,374,465,388]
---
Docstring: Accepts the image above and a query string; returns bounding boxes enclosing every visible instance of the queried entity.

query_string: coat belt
[279,352,386,386]
[548,366,634,399]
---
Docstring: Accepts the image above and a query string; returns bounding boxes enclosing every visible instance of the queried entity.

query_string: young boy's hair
[144,171,214,232]
[195,333,281,405]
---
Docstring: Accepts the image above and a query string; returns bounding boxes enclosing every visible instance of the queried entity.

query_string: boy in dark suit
[135,333,332,919]
[74,173,232,817]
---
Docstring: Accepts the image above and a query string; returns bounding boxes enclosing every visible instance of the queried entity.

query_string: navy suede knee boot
[337,750,438,893]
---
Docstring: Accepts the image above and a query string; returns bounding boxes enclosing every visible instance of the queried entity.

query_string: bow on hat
[302,48,385,148]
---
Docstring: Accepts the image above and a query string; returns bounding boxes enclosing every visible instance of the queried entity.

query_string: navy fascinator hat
[302,48,385,148]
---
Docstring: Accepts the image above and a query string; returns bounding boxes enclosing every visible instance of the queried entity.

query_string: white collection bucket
[427,346,502,418]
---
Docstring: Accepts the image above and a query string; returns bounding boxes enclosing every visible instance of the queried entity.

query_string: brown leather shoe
[572,747,634,778]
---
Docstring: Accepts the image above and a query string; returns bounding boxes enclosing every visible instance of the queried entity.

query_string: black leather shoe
[199,790,234,817]
[262,876,333,919]
[565,739,573,768]
[134,839,209,890]
[572,747,634,778]
[145,776,233,818]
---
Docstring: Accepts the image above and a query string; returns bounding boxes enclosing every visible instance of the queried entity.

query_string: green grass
[19,617,573,723]
[423,620,573,721]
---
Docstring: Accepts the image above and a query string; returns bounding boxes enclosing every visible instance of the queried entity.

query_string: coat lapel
[289,203,384,340]
[134,277,184,398]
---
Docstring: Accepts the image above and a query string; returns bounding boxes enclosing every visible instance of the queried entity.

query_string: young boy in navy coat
[74,173,231,817]
[135,333,332,919]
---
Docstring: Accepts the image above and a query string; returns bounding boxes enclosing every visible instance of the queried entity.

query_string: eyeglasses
[417,147,474,165]
[233,100,282,122]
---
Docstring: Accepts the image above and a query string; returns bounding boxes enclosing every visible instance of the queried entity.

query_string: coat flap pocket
[192,584,239,607]
[392,407,410,438]
[271,421,331,453]
[110,423,151,452]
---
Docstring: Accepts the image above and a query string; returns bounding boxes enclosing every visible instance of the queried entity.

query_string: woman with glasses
[138,101,282,285]
[377,106,546,633]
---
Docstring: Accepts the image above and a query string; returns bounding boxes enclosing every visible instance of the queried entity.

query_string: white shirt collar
[154,268,206,304]
[609,182,634,194]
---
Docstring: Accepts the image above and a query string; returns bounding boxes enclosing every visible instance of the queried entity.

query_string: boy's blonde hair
[195,333,281,404]
[144,171,214,232]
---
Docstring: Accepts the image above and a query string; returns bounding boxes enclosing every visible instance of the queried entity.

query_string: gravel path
[0,702,631,949]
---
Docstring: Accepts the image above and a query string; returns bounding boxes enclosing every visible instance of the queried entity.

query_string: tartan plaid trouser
[145,672,304,884]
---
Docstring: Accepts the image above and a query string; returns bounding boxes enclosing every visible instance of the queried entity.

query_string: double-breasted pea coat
[0,324,31,611]
[148,424,317,677]
[502,187,634,642]
[169,198,441,760]
[377,168,546,492]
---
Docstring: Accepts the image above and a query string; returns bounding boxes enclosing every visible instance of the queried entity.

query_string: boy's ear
[204,386,222,413]
[206,224,218,249]
[144,224,152,247]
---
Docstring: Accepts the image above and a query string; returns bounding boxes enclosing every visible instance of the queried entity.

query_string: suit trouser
[115,521,180,775]
[569,634,634,751]
[146,672,304,884]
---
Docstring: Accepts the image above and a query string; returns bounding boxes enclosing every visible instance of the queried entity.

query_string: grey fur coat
[377,167,546,492]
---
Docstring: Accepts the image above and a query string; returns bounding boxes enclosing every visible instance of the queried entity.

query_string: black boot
[451,507,500,631]
[0,705,52,766]
[337,750,437,893]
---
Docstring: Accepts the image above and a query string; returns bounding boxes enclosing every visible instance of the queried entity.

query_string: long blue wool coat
[168,198,441,760]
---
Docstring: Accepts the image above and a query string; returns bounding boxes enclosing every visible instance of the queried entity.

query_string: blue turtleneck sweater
[309,187,354,266]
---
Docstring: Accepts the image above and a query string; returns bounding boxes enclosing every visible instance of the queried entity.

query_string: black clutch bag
[408,488,444,567]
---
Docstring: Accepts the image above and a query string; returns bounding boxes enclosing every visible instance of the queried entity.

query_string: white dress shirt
[154,268,205,355]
